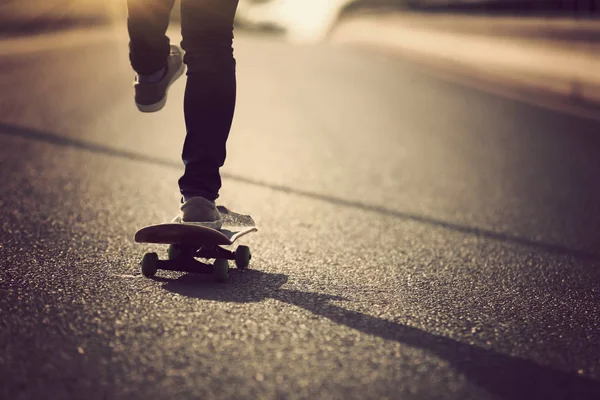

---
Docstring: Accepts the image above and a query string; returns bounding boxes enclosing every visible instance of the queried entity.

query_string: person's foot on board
[172,196,223,230]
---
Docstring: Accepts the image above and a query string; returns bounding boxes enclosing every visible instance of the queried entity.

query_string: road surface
[1,25,599,400]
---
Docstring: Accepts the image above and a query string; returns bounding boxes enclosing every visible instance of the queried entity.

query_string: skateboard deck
[134,206,257,246]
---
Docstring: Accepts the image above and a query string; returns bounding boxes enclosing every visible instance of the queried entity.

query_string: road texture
[1,25,600,400]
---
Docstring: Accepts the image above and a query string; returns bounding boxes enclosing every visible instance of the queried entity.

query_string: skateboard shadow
[156,270,600,400]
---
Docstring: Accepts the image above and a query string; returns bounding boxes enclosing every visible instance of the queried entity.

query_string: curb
[330,13,600,110]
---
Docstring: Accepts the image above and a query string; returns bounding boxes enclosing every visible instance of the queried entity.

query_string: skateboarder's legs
[178,0,239,203]
[127,0,239,227]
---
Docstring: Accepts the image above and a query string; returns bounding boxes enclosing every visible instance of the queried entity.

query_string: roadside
[329,11,600,114]
[3,0,599,115]
[0,0,120,37]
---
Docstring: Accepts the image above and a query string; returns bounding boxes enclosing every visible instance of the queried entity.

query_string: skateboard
[134,206,257,282]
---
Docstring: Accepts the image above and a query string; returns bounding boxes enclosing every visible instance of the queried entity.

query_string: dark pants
[127,0,239,201]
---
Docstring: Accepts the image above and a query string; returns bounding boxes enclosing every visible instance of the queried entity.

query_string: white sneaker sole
[171,215,223,230]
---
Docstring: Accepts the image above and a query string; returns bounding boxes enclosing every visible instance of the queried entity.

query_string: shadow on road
[1,121,598,262]
[156,269,600,400]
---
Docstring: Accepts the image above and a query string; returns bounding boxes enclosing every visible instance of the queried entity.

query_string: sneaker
[134,45,185,113]
[172,196,223,230]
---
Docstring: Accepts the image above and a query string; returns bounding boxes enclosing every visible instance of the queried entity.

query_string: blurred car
[236,0,359,42]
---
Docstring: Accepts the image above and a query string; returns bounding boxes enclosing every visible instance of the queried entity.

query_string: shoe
[172,196,223,230]
[134,45,185,112]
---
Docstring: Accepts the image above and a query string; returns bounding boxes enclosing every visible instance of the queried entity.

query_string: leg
[178,0,240,202]
[128,0,185,112]
[127,0,176,75]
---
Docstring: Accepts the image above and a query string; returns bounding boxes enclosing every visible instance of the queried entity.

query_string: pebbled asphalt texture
[0,25,599,400]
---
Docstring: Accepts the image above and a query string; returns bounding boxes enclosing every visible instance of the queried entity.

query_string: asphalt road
[1,25,600,400]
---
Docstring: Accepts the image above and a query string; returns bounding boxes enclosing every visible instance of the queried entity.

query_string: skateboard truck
[140,244,251,282]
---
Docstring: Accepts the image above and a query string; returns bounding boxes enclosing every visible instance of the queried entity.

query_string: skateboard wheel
[141,252,158,278]
[213,259,229,282]
[235,246,251,269]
